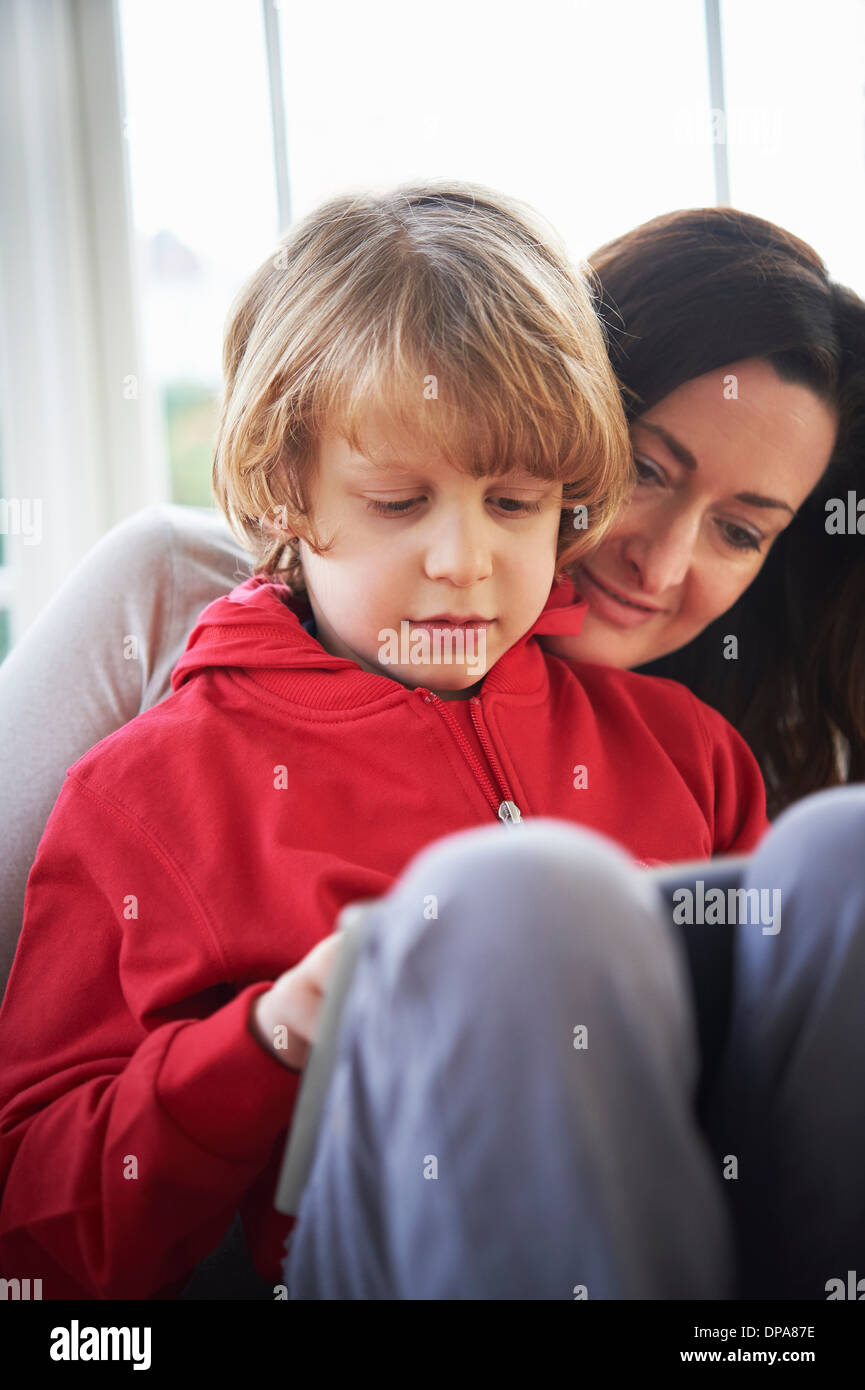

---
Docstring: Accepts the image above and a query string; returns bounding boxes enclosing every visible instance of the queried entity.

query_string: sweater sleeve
[690,696,771,855]
[0,503,249,1005]
[0,773,301,1300]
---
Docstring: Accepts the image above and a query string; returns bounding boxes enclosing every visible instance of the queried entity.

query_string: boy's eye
[494,497,543,514]
[365,496,544,517]
[366,497,422,515]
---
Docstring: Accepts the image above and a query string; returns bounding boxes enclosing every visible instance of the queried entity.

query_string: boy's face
[297,414,563,699]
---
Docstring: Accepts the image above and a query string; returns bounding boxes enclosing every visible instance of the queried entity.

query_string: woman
[557,207,865,818]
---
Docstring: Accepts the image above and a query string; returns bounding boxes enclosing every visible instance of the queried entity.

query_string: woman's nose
[620,515,699,596]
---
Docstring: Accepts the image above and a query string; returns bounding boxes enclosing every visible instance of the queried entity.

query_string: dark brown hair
[586,208,865,818]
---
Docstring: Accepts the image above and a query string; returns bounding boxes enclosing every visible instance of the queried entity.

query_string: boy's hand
[249,933,342,1072]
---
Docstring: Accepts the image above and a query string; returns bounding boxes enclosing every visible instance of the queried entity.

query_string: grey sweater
[0,504,252,998]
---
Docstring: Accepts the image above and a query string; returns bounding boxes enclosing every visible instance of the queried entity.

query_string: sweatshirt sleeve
[0,503,247,1005]
[690,696,771,855]
[0,773,301,1300]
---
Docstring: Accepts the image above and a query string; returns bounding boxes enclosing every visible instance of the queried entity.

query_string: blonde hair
[212,181,633,592]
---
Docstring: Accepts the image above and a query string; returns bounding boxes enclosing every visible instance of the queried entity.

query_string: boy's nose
[422,518,494,587]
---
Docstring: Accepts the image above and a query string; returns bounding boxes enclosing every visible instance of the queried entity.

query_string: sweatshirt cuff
[155,982,303,1161]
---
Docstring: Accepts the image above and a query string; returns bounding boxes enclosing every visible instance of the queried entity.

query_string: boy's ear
[260,503,299,543]
[260,448,315,543]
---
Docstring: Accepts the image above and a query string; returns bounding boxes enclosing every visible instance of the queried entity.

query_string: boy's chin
[389,665,488,694]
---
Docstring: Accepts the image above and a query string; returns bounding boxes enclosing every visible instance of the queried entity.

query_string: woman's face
[550,357,838,669]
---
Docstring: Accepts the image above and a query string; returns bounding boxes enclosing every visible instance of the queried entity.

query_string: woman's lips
[576,565,663,629]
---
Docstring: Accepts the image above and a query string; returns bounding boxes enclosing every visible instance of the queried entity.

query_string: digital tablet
[273,901,375,1216]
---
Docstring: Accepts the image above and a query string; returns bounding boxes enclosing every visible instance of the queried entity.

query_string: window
[3,0,863,651]
[720,0,865,291]
[116,0,865,514]
[119,0,279,506]
[277,0,716,261]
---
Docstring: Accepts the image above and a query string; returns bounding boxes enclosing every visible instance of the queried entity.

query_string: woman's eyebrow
[635,421,698,471]
[635,421,795,516]
[735,491,795,516]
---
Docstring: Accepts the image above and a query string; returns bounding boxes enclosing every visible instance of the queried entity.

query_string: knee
[366,817,675,1000]
[743,785,865,959]
[394,816,646,930]
[764,784,865,863]
[750,785,865,902]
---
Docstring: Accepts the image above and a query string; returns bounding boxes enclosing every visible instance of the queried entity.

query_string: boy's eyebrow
[346,454,557,486]
[635,420,795,516]
[348,454,415,473]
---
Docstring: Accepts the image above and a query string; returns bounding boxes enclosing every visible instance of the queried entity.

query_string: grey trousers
[283,788,865,1300]
[704,785,865,1300]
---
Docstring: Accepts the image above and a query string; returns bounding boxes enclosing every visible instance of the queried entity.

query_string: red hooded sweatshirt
[0,573,768,1299]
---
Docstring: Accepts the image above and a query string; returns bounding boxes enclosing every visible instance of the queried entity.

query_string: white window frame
[0,0,167,644]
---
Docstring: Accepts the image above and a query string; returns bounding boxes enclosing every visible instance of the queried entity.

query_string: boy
[0,183,768,1299]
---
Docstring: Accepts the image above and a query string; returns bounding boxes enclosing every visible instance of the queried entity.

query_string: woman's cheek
[537,633,590,662]
[694,567,756,632]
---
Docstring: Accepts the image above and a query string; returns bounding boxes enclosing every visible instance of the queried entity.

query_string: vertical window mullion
[704,0,731,205]
[261,0,292,234]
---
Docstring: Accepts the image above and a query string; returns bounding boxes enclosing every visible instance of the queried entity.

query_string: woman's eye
[634,456,663,485]
[717,519,763,553]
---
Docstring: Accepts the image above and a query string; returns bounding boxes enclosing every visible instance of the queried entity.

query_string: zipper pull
[498,800,523,825]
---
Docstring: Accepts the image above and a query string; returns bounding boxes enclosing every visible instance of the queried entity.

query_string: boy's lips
[409,616,494,626]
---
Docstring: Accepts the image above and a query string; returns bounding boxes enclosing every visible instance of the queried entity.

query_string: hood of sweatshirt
[170,571,589,704]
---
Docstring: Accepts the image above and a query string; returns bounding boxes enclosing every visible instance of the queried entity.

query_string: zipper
[417,687,523,826]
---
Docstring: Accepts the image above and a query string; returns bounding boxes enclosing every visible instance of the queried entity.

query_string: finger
[286,976,323,1047]
[301,931,342,988]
